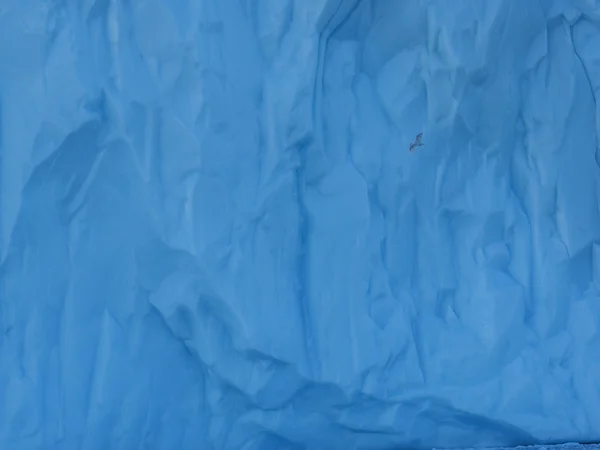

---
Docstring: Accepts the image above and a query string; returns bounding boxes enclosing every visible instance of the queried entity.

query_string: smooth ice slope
[1,0,600,449]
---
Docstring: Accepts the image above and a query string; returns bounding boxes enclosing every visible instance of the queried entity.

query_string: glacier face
[1,0,600,448]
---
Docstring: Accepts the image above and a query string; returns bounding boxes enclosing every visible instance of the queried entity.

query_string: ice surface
[1,0,600,449]
[447,445,600,450]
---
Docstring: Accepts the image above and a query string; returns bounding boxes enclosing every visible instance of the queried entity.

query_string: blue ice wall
[1,0,600,449]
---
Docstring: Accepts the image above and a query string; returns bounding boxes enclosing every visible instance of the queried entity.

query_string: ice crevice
[2,1,600,449]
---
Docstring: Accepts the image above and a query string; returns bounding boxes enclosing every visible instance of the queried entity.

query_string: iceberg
[1,0,600,448]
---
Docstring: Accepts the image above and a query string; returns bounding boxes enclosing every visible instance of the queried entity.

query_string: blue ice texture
[1,0,600,449]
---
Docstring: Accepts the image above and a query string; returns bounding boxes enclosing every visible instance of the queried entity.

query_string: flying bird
[409,133,424,152]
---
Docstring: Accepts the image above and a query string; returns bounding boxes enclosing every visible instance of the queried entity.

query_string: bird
[409,133,424,152]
